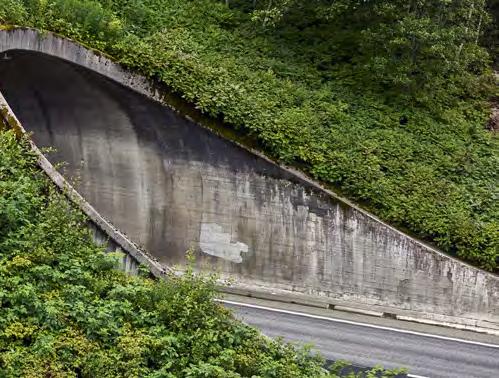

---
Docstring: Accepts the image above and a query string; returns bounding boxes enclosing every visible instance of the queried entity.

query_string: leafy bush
[0,0,497,271]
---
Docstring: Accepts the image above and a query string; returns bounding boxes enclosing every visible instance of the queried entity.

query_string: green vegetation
[0,129,406,377]
[0,0,497,271]
[484,0,499,68]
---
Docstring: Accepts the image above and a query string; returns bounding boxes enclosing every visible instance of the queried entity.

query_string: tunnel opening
[0,50,336,278]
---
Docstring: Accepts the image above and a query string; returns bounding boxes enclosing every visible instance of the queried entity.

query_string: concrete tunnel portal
[0,49,330,274]
[1,45,498,329]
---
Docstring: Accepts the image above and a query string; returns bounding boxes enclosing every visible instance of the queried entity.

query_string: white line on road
[219,299,499,349]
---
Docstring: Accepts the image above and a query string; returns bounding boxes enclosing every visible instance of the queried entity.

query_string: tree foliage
[483,0,499,67]
[246,0,493,103]
[0,0,497,271]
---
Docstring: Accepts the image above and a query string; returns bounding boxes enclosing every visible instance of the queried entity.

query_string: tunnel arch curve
[0,28,157,102]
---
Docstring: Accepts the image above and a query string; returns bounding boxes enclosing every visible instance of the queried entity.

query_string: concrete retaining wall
[0,28,498,332]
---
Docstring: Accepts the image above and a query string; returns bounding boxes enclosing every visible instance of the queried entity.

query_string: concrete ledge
[220,283,499,336]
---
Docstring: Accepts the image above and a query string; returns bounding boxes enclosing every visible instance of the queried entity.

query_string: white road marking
[219,299,499,349]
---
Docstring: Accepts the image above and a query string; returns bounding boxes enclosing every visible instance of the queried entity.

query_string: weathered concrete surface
[0,28,498,331]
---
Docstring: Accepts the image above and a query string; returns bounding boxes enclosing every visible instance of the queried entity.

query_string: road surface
[224,298,499,378]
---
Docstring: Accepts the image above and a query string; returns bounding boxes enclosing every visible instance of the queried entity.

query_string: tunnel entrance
[0,50,332,283]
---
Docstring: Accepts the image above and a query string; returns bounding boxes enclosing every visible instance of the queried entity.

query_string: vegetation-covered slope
[3,129,404,377]
[0,0,497,271]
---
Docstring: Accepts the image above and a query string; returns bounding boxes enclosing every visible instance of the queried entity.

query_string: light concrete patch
[200,223,249,263]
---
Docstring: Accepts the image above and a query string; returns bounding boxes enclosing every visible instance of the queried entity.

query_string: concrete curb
[220,284,499,336]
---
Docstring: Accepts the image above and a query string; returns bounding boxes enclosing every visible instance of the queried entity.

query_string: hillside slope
[0,0,497,271]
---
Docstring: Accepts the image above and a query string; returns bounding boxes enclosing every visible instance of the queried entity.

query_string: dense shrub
[0,0,497,271]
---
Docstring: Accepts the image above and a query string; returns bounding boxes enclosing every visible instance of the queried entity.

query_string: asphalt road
[224,300,499,378]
